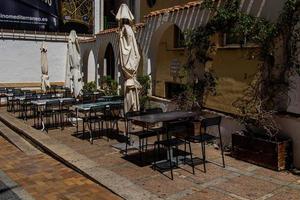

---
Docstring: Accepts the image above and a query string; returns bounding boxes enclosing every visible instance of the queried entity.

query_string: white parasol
[41,42,51,92]
[65,30,83,97]
[117,4,141,113]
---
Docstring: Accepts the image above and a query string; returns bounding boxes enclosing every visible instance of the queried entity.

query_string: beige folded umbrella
[65,30,83,97]
[117,4,141,113]
[116,4,135,21]
[41,42,51,93]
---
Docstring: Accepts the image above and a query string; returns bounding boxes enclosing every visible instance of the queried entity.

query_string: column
[103,59,107,76]
[134,0,141,23]
[94,0,104,34]
[147,58,152,96]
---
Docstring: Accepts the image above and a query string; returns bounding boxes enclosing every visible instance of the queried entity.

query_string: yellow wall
[139,0,192,20]
[142,1,263,114]
[155,25,185,97]
[154,28,261,114]
[205,47,261,114]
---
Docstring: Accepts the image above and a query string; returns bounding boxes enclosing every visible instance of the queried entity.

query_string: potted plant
[82,81,97,94]
[230,0,299,171]
[172,25,218,136]
[99,76,118,96]
[232,69,293,171]
[137,75,151,111]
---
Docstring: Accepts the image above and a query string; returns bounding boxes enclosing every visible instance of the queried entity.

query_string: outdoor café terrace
[0,86,299,200]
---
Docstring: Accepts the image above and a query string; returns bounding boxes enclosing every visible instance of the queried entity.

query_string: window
[147,0,156,8]
[165,82,186,99]
[174,26,185,48]
[223,31,256,47]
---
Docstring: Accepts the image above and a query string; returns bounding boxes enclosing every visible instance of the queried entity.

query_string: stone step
[0,122,41,156]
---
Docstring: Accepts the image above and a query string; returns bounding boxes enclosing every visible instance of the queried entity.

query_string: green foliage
[137,75,151,96]
[174,72,217,111]
[185,0,299,139]
[82,81,97,93]
[137,75,151,109]
[99,76,118,95]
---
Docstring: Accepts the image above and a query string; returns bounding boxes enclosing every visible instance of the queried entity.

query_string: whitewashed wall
[0,40,67,83]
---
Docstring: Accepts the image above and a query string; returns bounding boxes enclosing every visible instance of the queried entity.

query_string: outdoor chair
[144,107,164,143]
[7,89,23,112]
[39,94,53,100]
[124,111,158,159]
[42,100,61,132]
[0,88,6,94]
[60,98,76,129]
[103,103,123,140]
[63,88,72,98]
[84,105,105,143]
[0,88,7,106]
[185,116,225,173]
[94,91,104,100]
[96,97,106,102]
[153,119,190,180]
[19,95,37,120]
[5,88,14,111]
[81,93,94,104]
[110,96,124,101]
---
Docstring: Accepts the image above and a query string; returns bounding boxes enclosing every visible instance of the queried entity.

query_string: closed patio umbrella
[41,42,51,92]
[65,30,83,97]
[117,4,141,113]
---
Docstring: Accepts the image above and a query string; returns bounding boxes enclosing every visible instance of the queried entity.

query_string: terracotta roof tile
[79,23,145,43]
[145,1,202,18]
[97,27,119,35]
[95,23,145,36]
[79,37,96,43]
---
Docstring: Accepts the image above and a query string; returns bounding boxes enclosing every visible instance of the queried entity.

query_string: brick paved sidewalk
[0,137,121,200]
[2,109,300,200]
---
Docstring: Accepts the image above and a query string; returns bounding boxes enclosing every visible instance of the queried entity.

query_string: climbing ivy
[182,0,299,139]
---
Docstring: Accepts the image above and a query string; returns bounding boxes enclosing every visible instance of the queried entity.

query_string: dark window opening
[165,82,186,99]
[104,44,115,80]
[174,26,185,48]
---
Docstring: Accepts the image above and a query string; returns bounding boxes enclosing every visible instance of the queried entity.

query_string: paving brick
[214,175,281,199]
[182,188,237,200]
[267,187,300,200]
[2,108,300,200]
[253,167,299,183]
[0,137,121,200]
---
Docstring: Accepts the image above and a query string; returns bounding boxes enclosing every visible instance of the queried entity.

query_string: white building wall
[0,40,67,83]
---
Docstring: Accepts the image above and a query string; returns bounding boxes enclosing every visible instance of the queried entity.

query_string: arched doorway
[148,23,185,98]
[87,51,96,82]
[104,43,115,80]
[81,50,89,83]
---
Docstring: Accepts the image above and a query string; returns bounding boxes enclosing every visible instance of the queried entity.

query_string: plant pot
[188,120,202,136]
[171,120,202,139]
[231,133,293,171]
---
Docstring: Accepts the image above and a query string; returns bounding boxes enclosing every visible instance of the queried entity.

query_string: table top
[14,96,26,101]
[75,100,123,111]
[127,111,197,124]
[4,93,14,97]
[31,98,74,106]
